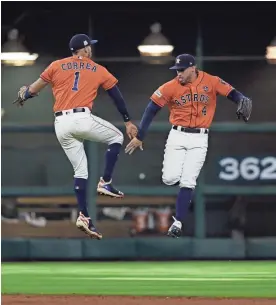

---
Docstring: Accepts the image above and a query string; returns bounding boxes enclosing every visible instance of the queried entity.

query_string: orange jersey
[150,71,233,128]
[40,55,118,112]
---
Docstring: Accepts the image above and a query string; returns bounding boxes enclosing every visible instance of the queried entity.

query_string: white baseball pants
[162,127,208,189]
[54,108,123,179]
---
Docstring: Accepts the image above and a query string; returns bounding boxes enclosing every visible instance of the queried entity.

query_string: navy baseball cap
[69,34,98,52]
[169,54,196,70]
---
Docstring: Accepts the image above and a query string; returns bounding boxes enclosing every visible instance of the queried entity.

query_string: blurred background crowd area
[1,1,276,243]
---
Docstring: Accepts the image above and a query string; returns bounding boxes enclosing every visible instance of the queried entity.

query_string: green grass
[2,261,276,298]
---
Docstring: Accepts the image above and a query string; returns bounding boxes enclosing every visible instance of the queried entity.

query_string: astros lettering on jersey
[151,71,233,128]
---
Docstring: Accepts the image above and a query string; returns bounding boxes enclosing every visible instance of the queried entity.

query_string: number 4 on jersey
[202,105,207,116]
[72,71,80,91]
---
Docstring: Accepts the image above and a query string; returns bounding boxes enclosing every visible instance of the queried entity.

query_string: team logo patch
[154,90,162,98]
[203,86,209,92]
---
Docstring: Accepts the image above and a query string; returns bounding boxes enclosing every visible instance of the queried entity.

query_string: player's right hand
[125,121,138,140]
[125,137,143,155]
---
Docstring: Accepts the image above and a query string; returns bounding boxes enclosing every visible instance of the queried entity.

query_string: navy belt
[55,108,87,117]
[172,125,209,134]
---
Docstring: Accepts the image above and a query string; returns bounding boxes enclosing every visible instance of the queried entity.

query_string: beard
[178,78,188,86]
[178,74,193,86]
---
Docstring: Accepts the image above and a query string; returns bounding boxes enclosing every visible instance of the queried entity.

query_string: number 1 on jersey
[72,71,80,91]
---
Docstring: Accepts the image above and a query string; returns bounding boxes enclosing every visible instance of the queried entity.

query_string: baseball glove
[13,86,37,107]
[236,97,252,122]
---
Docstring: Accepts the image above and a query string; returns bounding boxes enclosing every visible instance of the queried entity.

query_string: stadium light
[137,23,174,64]
[1,29,39,66]
[266,36,276,64]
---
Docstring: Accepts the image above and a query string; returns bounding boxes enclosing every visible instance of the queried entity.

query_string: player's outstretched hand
[125,137,143,155]
[125,121,138,139]
[13,85,38,108]
[13,86,28,107]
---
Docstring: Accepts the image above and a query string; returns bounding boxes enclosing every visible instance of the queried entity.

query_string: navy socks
[74,142,121,226]
[74,178,90,219]
[103,143,121,182]
[175,187,193,222]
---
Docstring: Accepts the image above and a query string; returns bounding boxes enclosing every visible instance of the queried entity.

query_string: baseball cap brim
[169,65,189,70]
[91,40,98,44]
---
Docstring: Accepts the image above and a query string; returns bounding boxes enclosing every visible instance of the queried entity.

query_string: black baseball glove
[236,97,252,122]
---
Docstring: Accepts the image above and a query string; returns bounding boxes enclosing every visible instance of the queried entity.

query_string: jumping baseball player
[13,34,138,240]
[125,54,252,238]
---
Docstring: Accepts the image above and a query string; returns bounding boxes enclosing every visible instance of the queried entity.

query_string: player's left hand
[236,97,252,122]
[13,86,29,107]
[125,137,143,155]
[13,86,37,107]
[125,121,138,139]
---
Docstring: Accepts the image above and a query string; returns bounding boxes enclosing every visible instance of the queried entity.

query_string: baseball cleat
[76,212,102,240]
[97,177,124,198]
[167,216,182,238]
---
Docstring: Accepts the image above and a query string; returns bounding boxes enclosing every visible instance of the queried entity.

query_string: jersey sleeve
[40,62,55,83]
[150,83,172,107]
[101,67,118,90]
[213,76,233,97]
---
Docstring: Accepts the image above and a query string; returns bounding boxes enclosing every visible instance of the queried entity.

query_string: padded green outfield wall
[2,238,276,261]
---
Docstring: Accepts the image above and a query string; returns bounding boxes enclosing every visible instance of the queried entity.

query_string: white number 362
[219,156,276,181]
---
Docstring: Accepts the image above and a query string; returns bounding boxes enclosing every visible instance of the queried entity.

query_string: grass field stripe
[2,269,275,275]
[2,270,276,277]
[50,276,275,281]
[2,262,276,297]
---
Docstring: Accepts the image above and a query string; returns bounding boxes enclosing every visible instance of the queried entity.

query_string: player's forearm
[25,78,49,99]
[29,78,48,94]
[107,85,131,122]
[136,100,161,141]
[227,89,246,104]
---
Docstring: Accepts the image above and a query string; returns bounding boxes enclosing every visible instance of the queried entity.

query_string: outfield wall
[2,238,276,261]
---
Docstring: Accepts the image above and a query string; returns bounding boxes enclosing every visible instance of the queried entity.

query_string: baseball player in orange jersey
[126,54,252,238]
[14,34,138,239]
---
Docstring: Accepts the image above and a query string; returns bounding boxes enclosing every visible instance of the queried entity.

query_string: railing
[2,122,276,238]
